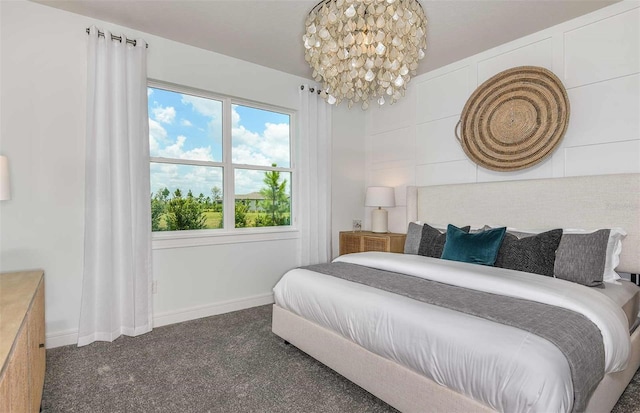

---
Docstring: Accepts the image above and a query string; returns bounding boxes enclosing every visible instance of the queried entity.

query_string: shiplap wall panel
[477,38,554,84]
[368,90,416,135]
[364,2,640,232]
[415,116,466,164]
[564,8,640,88]
[415,66,470,123]
[370,166,415,206]
[476,158,554,183]
[416,160,476,187]
[564,140,640,177]
[387,207,408,234]
[564,74,640,147]
[371,127,414,164]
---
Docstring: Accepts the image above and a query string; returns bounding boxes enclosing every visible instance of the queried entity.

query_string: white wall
[331,106,367,258]
[365,1,640,233]
[0,0,364,347]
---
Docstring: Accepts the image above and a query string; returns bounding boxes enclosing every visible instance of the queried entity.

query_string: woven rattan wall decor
[456,66,570,171]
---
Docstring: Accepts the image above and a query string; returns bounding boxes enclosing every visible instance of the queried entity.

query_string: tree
[211,186,222,213]
[151,187,169,231]
[258,164,290,226]
[234,199,249,228]
[161,187,170,201]
[165,189,207,230]
[151,194,164,231]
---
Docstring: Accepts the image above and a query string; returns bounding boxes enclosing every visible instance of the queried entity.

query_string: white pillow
[426,222,487,232]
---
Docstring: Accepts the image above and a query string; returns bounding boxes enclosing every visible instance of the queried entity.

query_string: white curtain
[78,27,152,346]
[298,85,332,265]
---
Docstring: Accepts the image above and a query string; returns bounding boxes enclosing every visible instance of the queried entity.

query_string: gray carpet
[43,305,640,413]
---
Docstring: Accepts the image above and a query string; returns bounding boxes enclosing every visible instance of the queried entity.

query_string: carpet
[43,305,640,413]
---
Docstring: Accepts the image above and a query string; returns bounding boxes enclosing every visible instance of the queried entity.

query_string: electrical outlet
[152,281,158,294]
[352,219,362,232]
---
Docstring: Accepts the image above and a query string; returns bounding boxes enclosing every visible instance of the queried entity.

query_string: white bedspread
[272,252,632,413]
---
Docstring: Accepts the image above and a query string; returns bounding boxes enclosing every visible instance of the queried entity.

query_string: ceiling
[33,0,619,79]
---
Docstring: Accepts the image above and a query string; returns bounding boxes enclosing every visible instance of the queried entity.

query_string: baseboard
[46,328,79,349]
[45,293,274,349]
[153,292,274,328]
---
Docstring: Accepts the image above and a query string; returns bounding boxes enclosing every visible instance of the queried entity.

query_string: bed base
[272,304,640,413]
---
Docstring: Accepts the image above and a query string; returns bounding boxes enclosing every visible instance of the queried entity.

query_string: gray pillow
[495,229,563,276]
[404,222,423,254]
[554,229,610,286]
[418,224,470,258]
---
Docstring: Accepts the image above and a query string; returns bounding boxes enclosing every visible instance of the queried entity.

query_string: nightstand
[339,231,406,256]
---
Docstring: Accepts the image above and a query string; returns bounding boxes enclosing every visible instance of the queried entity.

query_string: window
[148,84,293,234]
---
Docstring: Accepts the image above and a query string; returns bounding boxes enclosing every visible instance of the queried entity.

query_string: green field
[155,210,289,230]
[156,210,221,230]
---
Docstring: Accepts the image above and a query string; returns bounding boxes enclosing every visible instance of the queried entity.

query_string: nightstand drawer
[362,236,389,252]
[339,231,406,256]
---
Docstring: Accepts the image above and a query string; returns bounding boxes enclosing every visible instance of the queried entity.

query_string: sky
[148,87,290,198]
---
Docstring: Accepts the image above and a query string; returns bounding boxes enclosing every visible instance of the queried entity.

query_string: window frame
[148,80,298,249]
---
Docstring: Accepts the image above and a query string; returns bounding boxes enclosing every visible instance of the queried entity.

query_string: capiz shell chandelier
[303,0,427,109]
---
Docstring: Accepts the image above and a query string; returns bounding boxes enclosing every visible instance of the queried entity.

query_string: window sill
[152,227,300,250]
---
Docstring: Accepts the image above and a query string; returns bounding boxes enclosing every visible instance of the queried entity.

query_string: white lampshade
[365,187,395,208]
[0,156,10,201]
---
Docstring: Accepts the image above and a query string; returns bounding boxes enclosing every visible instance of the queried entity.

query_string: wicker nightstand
[339,231,406,256]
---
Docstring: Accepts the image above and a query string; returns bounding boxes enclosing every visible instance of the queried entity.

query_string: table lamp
[365,186,395,233]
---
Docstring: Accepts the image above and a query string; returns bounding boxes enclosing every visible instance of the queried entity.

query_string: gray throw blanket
[303,262,605,413]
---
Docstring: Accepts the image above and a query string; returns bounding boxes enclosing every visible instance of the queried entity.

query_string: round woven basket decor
[457,66,570,171]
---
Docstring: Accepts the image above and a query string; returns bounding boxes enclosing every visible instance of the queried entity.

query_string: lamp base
[371,208,388,233]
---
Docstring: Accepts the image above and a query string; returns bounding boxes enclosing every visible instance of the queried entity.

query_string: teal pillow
[441,225,507,266]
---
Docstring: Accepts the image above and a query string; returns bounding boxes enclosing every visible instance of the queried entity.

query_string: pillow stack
[403,222,626,287]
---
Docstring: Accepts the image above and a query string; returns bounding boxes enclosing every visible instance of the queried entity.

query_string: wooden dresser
[0,270,45,413]
[339,231,406,256]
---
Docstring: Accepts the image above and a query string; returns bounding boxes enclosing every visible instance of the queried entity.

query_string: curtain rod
[85,27,149,48]
[300,85,321,95]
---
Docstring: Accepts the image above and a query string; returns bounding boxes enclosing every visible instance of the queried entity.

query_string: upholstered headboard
[407,173,640,274]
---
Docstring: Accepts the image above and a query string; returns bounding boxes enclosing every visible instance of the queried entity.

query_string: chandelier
[303,0,427,109]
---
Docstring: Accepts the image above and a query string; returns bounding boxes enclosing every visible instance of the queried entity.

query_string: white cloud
[181,94,221,118]
[158,135,214,161]
[153,106,176,124]
[147,88,153,97]
[234,169,265,195]
[181,119,193,127]
[181,94,223,146]
[232,107,241,127]
[232,144,271,166]
[234,169,291,196]
[148,118,167,156]
[150,162,222,197]
[183,167,223,196]
[231,122,290,167]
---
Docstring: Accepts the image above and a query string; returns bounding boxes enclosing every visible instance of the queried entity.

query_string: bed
[272,173,640,413]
